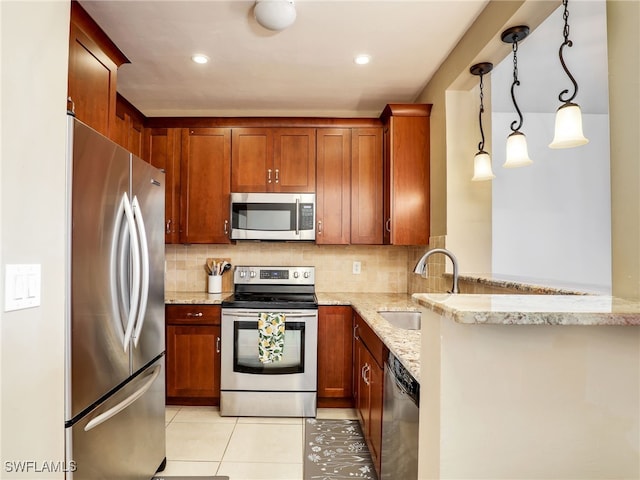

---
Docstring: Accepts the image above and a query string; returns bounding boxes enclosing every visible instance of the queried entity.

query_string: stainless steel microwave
[230,192,316,241]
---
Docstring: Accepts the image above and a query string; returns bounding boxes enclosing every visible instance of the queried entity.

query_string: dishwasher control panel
[386,353,420,405]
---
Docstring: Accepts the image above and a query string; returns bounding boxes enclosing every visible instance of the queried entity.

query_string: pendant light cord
[510,41,524,132]
[558,0,578,103]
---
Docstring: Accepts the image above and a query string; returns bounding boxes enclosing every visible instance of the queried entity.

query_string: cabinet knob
[216,337,221,354]
[267,169,272,184]
[186,312,203,317]
[385,218,391,233]
[317,220,322,234]
[224,219,229,236]
[275,169,279,184]
[166,219,172,234]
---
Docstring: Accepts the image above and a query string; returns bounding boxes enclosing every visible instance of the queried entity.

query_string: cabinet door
[273,128,316,192]
[231,128,272,192]
[316,129,351,244]
[67,2,128,140]
[381,104,431,246]
[389,116,430,245]
[166,325,220,403]
[351,128,383,244]
[181,128,232,244]
[68,23,118,138]
[318,306,353,405]
[144,128,181,244]
[368,359,384,474]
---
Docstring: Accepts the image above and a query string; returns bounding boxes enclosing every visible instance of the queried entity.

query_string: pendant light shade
[504,131,532,168]
[549,102,589,148]
[469,62,495,181]
[472,151,495,181]
[254,0,296,31]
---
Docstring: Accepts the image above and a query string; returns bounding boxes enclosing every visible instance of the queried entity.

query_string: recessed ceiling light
[354,54,371,65]
[191,54,209,64]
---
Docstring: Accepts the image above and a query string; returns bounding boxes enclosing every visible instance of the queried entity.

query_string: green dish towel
[258,312,285,363]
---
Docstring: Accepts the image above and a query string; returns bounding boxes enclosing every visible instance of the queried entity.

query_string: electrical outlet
[352,261,361,274]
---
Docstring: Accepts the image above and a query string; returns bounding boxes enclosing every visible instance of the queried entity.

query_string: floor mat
[304,418,377,480]
[152,477,229,480]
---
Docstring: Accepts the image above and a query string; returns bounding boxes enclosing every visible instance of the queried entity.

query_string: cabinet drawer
[354,312,386,368]
[166,305,221,325]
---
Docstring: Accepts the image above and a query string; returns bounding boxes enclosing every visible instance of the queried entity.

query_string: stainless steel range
[220,266,318,417]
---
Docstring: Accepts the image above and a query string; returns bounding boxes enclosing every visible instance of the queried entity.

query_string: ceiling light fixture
[191,54,209,64]
[470,62,495,181]
[549,0,589,149]
[354,54,371,65]
[254,0,296,31]
[502,25,533,168]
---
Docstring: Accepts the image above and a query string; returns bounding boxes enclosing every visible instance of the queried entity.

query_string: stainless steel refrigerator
[64,115,166,479]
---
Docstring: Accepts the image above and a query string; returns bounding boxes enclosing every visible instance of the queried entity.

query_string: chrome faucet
[413,248,460,294]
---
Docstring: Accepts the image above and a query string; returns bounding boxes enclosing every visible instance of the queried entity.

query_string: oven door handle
[222,312,316,319]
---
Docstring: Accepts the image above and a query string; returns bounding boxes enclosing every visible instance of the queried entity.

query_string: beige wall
[608,0,640,300]
[0,1,70,477]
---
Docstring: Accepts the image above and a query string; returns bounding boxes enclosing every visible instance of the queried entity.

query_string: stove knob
[303,271,310,278]
[250,270,256,278]
[293,271,299,279]
[239,270,246,278]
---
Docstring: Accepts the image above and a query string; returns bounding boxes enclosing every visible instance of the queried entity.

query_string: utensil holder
[208,275,222,294]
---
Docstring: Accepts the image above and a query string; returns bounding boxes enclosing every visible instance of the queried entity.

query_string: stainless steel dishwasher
[380,352,420,480]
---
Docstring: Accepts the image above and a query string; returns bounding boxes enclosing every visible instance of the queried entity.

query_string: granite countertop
[412,293,640,326]
[165,291,233,304]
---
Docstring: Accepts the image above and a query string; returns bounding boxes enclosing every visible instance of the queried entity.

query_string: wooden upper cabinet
[231,127,316,192]
[231,128,272,192]
[68,1,129,139]
[316,129,351,245]
[273,128,316,192]
[114,94,145,157]
[144,128,181,244]
[381,104,431,245]
[351,128,383,244]
[180,128,232,244]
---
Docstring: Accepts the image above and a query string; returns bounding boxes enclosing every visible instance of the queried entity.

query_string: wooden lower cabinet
[166,305,221,405]
[317,306,353,407]
[353,312,385,476]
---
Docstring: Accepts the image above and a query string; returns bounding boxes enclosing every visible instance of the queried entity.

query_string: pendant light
[502,26,533,168]
[549,0,589,148]
[470,62,495,181]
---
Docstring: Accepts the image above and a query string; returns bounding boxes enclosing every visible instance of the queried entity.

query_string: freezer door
[130,156,165,372]
[66,357,166,480]
[69,118,132,419]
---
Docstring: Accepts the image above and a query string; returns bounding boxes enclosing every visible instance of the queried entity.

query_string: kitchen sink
[377,311,422,330]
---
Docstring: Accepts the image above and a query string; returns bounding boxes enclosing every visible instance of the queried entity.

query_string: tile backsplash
[165,243,410,294]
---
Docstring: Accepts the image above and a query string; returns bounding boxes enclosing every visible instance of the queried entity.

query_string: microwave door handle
[295,198,300,235]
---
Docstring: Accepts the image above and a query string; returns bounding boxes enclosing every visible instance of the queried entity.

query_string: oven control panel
[233,266,315,285]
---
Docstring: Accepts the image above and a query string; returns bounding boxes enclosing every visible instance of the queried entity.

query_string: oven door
[221,308,318,391]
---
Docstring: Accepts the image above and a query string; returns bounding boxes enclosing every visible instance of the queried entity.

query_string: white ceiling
[79,0,490,118]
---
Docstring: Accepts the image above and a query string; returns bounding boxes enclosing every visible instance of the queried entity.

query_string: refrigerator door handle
[111,193,129,346]
[122,192,141,352]
[83,364,161,432]
[131,195,150,348]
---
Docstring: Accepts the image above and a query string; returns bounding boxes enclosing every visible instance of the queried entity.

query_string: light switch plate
[4,264,41,312]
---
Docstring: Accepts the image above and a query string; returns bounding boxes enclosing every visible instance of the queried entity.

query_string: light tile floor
[162,406,358,479]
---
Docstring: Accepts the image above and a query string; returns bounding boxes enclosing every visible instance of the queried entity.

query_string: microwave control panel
[299,203,314,230]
